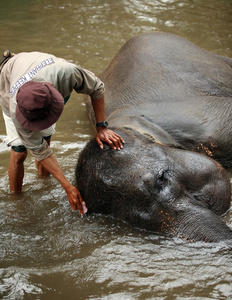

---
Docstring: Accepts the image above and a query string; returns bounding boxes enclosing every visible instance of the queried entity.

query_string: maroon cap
[16,81,64,131]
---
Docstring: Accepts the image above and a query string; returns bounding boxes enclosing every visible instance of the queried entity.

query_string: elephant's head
[76,129,232,243]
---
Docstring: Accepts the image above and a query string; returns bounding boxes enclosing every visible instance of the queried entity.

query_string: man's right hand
[65,184,88,215]
[39,154,88,215]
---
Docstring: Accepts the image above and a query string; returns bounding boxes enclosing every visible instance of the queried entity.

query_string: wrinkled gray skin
[76,32,232,242]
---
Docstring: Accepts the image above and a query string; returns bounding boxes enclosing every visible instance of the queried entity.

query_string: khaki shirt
[0,52,105,161]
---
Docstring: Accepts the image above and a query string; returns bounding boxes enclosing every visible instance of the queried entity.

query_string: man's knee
[11,146,27,164]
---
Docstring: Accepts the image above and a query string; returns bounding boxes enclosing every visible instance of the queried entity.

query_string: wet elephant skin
[76,32,232,243]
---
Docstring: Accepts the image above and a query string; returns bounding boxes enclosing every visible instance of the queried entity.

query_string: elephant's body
[76,33,232,242]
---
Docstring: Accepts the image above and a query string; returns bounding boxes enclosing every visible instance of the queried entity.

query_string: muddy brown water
[0,0,232,299]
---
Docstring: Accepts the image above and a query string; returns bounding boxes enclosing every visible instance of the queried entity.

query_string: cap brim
[16,83,64,131]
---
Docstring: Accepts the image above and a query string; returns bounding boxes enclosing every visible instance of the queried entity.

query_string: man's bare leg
[8,149,27,193]
[35,159,51,176]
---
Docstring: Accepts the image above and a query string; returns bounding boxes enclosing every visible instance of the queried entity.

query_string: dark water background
[0,0,232,299]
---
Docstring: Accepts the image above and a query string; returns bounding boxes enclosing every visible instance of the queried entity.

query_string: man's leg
[35,136,51,176]
[9,147,27,193]
[35,124,56,176]
[2,111,27,192]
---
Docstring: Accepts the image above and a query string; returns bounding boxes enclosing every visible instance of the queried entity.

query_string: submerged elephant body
[76,33,232,242]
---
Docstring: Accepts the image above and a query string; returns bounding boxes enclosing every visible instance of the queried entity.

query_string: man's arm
[91,95,124,150]
[72,65,124,150]
[39,154,87,215]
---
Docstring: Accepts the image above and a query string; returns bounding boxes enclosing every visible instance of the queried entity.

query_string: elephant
[76,32,232,243]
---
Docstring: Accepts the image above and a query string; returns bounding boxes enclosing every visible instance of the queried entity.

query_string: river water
[0,0,232,299]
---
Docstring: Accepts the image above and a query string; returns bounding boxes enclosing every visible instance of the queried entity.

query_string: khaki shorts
[2,111,56,148]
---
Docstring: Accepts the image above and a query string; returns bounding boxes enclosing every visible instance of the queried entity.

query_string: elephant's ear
[109,114,182,148]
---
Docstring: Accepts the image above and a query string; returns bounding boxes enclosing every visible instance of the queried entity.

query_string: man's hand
[96,127,124,150]
[90,95,125,150]
[65,184,88,215]
[39,154,87,215]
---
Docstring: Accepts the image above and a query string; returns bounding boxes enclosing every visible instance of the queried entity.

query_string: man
[0,50,124,215]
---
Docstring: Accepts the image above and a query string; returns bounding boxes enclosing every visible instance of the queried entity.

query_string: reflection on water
[0,0,232,299]
[1,201,232,299]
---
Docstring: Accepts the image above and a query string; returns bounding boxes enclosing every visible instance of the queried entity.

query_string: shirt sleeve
[72,66,105,99]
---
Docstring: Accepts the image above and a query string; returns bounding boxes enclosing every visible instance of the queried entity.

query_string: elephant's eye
[156,170,167,191]
[158,170,165,181]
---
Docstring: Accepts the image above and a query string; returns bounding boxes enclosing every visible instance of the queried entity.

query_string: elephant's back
[98,33,232,167]
[100,32,232,116]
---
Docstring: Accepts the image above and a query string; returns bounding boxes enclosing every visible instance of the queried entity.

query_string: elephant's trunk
[173,203,232,243]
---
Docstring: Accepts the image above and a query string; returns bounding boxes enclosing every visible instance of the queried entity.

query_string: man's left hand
[96,128,124,150]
